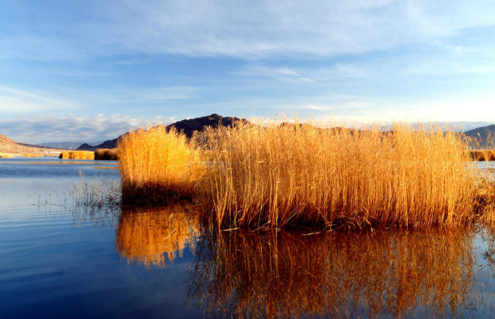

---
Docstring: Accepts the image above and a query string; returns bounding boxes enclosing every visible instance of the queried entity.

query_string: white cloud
[277,69,300,77]
[88,0,495,58]
[238,65,315,82]
[65,86,198,104]
[0,86,78,112]
[4,0,495,60]
[0,114,171,144]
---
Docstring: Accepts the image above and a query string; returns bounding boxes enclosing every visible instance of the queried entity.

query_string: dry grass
[475,175,495,224]
[470,149,495,161]
[197,117,478,229]
[23,153,40,158]
[118,126,204,203]
[69,173,121,208]
[0,152,14,158]
[116,205,199,268]
[187,229,476,318]
[115,115,495,230]
[59,151,95,160]
[94,148,119,160]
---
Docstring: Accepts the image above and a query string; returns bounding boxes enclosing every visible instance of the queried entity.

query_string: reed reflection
[116,205,199,268]
[187,229,478,318]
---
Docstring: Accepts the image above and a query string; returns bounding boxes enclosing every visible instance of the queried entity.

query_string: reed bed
[198,118,478,229]
[0,152,13,158]
[186,229,476,318]
[59,151,95,160]
[94,148,119,160]
[470,149,495,161]
[116,205,199,268]
[23,153,40,158]
[118,126,204,203]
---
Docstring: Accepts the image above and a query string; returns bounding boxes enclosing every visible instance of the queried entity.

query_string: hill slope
[464,124,495,148]
[76,116,495,151]
[0,133,66,154]
[77,114,248,150]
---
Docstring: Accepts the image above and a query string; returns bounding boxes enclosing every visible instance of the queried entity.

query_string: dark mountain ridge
[77,114,248,150]
[464,124,495,148]
[76,115,495,151]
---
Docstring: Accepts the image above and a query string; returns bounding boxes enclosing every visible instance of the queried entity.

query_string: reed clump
[0,152,13,158]
[23,153,40,158]
[470,149,495,161]
[198,117,477,229]
[118,126,204,203]
[94,148,119,160]
[59,151,95,160]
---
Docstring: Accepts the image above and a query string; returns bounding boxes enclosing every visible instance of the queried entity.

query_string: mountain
[38,141,103,150]
[75,115,495,151]
[464,124,495,148]
[77,114,248,150]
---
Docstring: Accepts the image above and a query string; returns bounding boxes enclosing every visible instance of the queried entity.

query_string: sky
[1,0,495,143]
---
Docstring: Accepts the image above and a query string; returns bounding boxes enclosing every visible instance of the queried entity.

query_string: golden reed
[94,148,119,160]
[117,116,494,229]
[470,149,495,161]
[24,153,40,158]
[186,229,476,318]
[198,118,478,229]
[118,126,204,203]
[59,151,95,160]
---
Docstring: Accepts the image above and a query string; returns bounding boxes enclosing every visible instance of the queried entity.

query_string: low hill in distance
[40,141,103,150]
[0,133,67,155]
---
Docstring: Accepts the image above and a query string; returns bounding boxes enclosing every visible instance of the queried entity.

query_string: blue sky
[1,0,495,143]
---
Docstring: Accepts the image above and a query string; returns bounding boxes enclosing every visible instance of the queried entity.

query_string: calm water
[2,158,495,318]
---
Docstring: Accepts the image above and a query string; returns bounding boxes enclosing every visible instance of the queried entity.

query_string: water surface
[1,158,495,318]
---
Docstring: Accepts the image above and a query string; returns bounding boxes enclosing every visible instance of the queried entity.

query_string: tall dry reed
[470,149,495,161]
[59,151,95,160]
[24,153,40,158]
[0,153,13,158]
[198,118,477,229]
[94,148,119,160]
[118,126,203,202]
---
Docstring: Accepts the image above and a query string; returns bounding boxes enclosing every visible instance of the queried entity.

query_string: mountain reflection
[116,205,199,268]
[186,229,479,318]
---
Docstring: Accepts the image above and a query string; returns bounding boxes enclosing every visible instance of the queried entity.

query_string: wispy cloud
[0,86,78,112]
[3,0,495,60]
[237,65,314,82]
[0,114,171,144]
[94,1,495,58]
[64,86,199,104]
[238,63,371,84]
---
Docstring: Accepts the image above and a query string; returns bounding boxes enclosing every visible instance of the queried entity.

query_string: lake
[1,157,495,318]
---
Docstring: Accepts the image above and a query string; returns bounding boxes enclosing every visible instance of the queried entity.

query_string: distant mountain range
[76,114,495,151]
[38,141,104,150]
[1,115,494,153]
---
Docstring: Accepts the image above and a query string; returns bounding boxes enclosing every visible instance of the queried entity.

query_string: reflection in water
[116,205,199,268]
[187,229,480,318]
